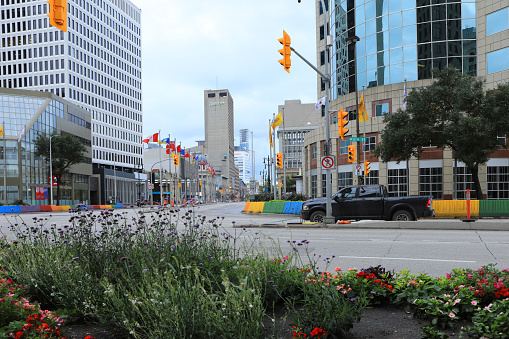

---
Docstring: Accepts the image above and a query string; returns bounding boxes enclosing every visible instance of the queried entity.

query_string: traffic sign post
[355,164,362,176]
[148,183,154,190]
[321,156,335,170]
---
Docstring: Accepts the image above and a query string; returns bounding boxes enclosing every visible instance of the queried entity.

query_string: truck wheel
[392,210,413,221]
[310,211,325,223]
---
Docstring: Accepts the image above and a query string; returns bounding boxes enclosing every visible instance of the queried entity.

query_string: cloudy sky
[130,0,319,182]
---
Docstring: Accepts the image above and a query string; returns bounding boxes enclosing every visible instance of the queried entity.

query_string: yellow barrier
[61,206,71,211]
[51,205,63,211]
[433,200,479,218]
[99,205,112,209]
[247,202,265,213]
[243,202,251,212]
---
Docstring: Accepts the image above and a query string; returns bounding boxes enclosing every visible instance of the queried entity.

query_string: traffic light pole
[288,3,333,224]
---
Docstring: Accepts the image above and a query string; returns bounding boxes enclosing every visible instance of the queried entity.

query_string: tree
[34,133,87,205]
[374,68,509,200]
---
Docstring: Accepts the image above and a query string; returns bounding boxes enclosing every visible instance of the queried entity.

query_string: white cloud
[131,0,318,181]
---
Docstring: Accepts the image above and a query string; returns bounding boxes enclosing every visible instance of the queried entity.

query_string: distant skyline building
[0,0,142,204]
[234,150,250,184]
[204,89,237,194]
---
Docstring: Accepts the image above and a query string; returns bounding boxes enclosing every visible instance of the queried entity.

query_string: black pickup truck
[300,185,434,222]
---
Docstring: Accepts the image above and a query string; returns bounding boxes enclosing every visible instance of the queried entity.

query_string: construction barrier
[243,202,251,212]
[262,201,286,214]
[0,206,21,213]
[246,202,265,213]
[479,200,509,217]
[433,200,479,218]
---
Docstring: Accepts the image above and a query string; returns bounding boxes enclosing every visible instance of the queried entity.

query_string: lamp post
[346,35,362,185]
[49,134,54,205]
[150,159,170,206]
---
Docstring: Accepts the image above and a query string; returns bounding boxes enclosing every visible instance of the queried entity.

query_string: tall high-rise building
[303,0,509,200]
[236,128,251,183]
[204,89,236,193]
[0,0,142,203]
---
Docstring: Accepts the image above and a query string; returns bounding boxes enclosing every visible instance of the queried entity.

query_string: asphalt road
[1,202,508,277]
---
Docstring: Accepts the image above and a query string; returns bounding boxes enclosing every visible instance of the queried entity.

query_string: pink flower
[471,300,478,306]
[449,313,455,318]
[334,267,342,272]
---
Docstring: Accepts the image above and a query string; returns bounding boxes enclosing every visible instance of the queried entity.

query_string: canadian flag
[142,133,159,143]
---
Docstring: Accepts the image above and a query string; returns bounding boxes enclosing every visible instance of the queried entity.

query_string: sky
[130,0,319,182]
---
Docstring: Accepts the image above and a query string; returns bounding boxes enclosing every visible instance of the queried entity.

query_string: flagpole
[273,113,277,200]
[168,134,171,205]
[158,130,162,205]
[362,86,367,183]
[2,122,6,204]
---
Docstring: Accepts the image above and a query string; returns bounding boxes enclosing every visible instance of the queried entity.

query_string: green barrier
[262,201,286,214]
[479,200,509,217]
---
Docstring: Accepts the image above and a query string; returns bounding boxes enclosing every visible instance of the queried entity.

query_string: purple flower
[142,269,149,273]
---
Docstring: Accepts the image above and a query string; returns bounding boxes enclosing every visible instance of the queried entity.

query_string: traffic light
[347,145,356,163]
[47,0,67,32]
[173,154,179,166]
[364,159,371,177]
[278,30,291,73]
[338,107,349,140]
[276,152,283,168]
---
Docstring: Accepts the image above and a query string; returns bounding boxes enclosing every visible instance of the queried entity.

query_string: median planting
[0,207,507,338]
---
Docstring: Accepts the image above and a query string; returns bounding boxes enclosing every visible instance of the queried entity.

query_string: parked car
[300,185,434,222]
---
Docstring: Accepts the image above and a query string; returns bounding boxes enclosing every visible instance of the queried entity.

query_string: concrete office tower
[303,0,509,200]
[204,89,236,192]
[0,0,142,204]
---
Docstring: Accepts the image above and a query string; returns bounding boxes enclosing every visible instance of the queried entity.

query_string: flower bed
[1,207,508,338]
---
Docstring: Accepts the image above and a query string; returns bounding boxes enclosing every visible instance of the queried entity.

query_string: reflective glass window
[447,3,461,20]
[375,102,390,116]
[356,4,365,24]
[402,8,416,26]
[432,20,446,41]
[378,30,389,50]
[432,42,446,57]
[389,0,401,14]
[390,63,403,83]
[357,71,367,90]
[377,15,389,31]
[432,5,446,20]
[487,8,509,36]
[433,57,447,70]
[418,59,432,79]
[366,18,376,35]
[463,56,476,75]
[390,47,403,64]
[418,43,432,58]
[365,1,376,21]
[487,48,509,74]
[448,56,462,70]
[356,22,366,37]
[448,40,462,56]
[447,19,461,40]
[403,45,417,61]
[462,19,476,39]
[389,27,402,47]
[417,6,431,23]
[357,56,367,73]
[403,61,418,81]
[417,22,432,43]
[366,34,377,54]
[367,68,377,87]
[402,25,417,45]
[462,40,475,56]
[367,53,377,69]
[378,0,389,17]
[389,12,402,29]
[378,50,389,67]
[461,3,476,19]
[402,0,414,10]
[377,66,390,85]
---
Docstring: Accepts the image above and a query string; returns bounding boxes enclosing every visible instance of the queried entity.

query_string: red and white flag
[142,133,159,143]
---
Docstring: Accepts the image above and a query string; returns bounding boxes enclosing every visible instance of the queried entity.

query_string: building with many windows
[0,87,92,205]
[204,89,238,196]
[0,0,142,204]
[303,0,509,200]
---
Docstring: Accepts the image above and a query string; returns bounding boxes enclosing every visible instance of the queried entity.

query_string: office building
[0,87,92,205]
[204,89,237,195]
[0,0,142,204]
[303,0,509,200]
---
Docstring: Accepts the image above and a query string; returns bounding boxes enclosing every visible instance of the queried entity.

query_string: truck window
[338,187,356,199]
[359,186,380,198]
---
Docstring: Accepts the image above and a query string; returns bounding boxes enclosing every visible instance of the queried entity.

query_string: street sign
[321,156,335,169]
[349,137,366,142]
[355,164,362,176]
[148,183,154,190]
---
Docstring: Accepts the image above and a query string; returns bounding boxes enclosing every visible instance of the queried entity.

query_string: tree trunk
[469,166,484,200]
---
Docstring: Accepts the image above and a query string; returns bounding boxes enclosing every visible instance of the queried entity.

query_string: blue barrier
[282,202,303,215]
[0,205,22,213]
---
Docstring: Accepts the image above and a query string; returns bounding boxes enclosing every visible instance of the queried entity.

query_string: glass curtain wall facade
[0,89,91,205]
[329,0,477,100]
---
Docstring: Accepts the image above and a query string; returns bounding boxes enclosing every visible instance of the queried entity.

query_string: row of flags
[142,132,216,176]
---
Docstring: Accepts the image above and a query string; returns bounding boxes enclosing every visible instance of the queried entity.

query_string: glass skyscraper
[325,0,477,99]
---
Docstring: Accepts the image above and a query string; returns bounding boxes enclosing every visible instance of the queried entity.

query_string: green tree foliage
[34,133,87,205]
[374,68,509,199]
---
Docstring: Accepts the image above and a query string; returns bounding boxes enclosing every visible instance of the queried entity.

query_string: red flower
[15,331,24,339]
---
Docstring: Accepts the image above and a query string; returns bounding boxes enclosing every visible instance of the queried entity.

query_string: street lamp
[49,135,54,205]
[345,35,363,185]
[150,159,171,206]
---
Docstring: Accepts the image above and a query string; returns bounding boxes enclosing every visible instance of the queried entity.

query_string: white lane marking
[334,255,476,263]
